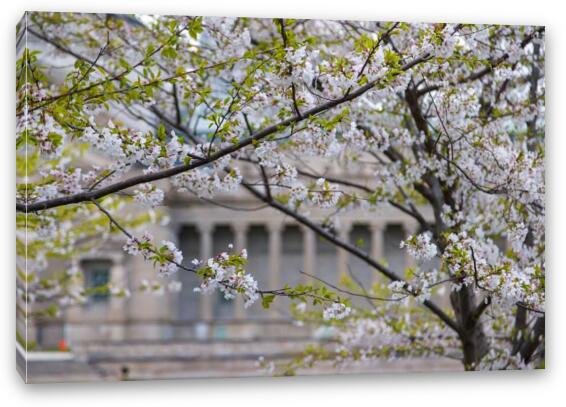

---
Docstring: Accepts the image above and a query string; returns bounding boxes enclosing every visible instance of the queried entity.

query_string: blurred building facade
[33,182,429,344]
[26,183,441,381]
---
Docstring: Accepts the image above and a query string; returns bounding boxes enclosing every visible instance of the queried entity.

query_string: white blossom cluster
[194,248,259,308]
[139,279,183,295]
[310,178,342,209]
[173,166,242,198]
[400,232,438,262]
[443,232,544,311]
[323,302,352,321]
[16,84,65,158]
[336,318,407,358]
[123,232,183,277]
[255,141,282,168]
[133,183,165,207]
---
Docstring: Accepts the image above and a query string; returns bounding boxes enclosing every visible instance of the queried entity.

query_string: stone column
[267,223,282,319]
[126,220,176,340]
[161,221,181,340]
[267,222,282,290]
[197,222,214,321]
[233,222,248,319]
[370,222,385,283]
[63,260,84,345]
[337,221,352,282]
[109,259,127,341]
[302,226,315,282]
[169,223,183,315]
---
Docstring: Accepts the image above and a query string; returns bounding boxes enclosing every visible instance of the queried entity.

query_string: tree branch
[18,54,431,213]
[240,180,460,334]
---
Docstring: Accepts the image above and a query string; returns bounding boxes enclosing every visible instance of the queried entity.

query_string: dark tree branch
[356,22,399,81]
[298,269,409,303]
[240,180,460,334]
[17,54,431,213]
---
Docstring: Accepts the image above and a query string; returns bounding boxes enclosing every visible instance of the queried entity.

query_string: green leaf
[161,46,177,59]
[262,294,275,309]
[384,49,401,68]
[157,123,167,141]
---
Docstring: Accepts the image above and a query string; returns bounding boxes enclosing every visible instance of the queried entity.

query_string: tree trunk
[450,286,489,370]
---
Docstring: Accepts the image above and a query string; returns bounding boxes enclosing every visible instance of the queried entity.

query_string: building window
[316,232,338,284]
[177,225,201,320]
[349,224,373,287]
[384,224,406,273]
[281,225,303,287]
[82,260,112,303]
